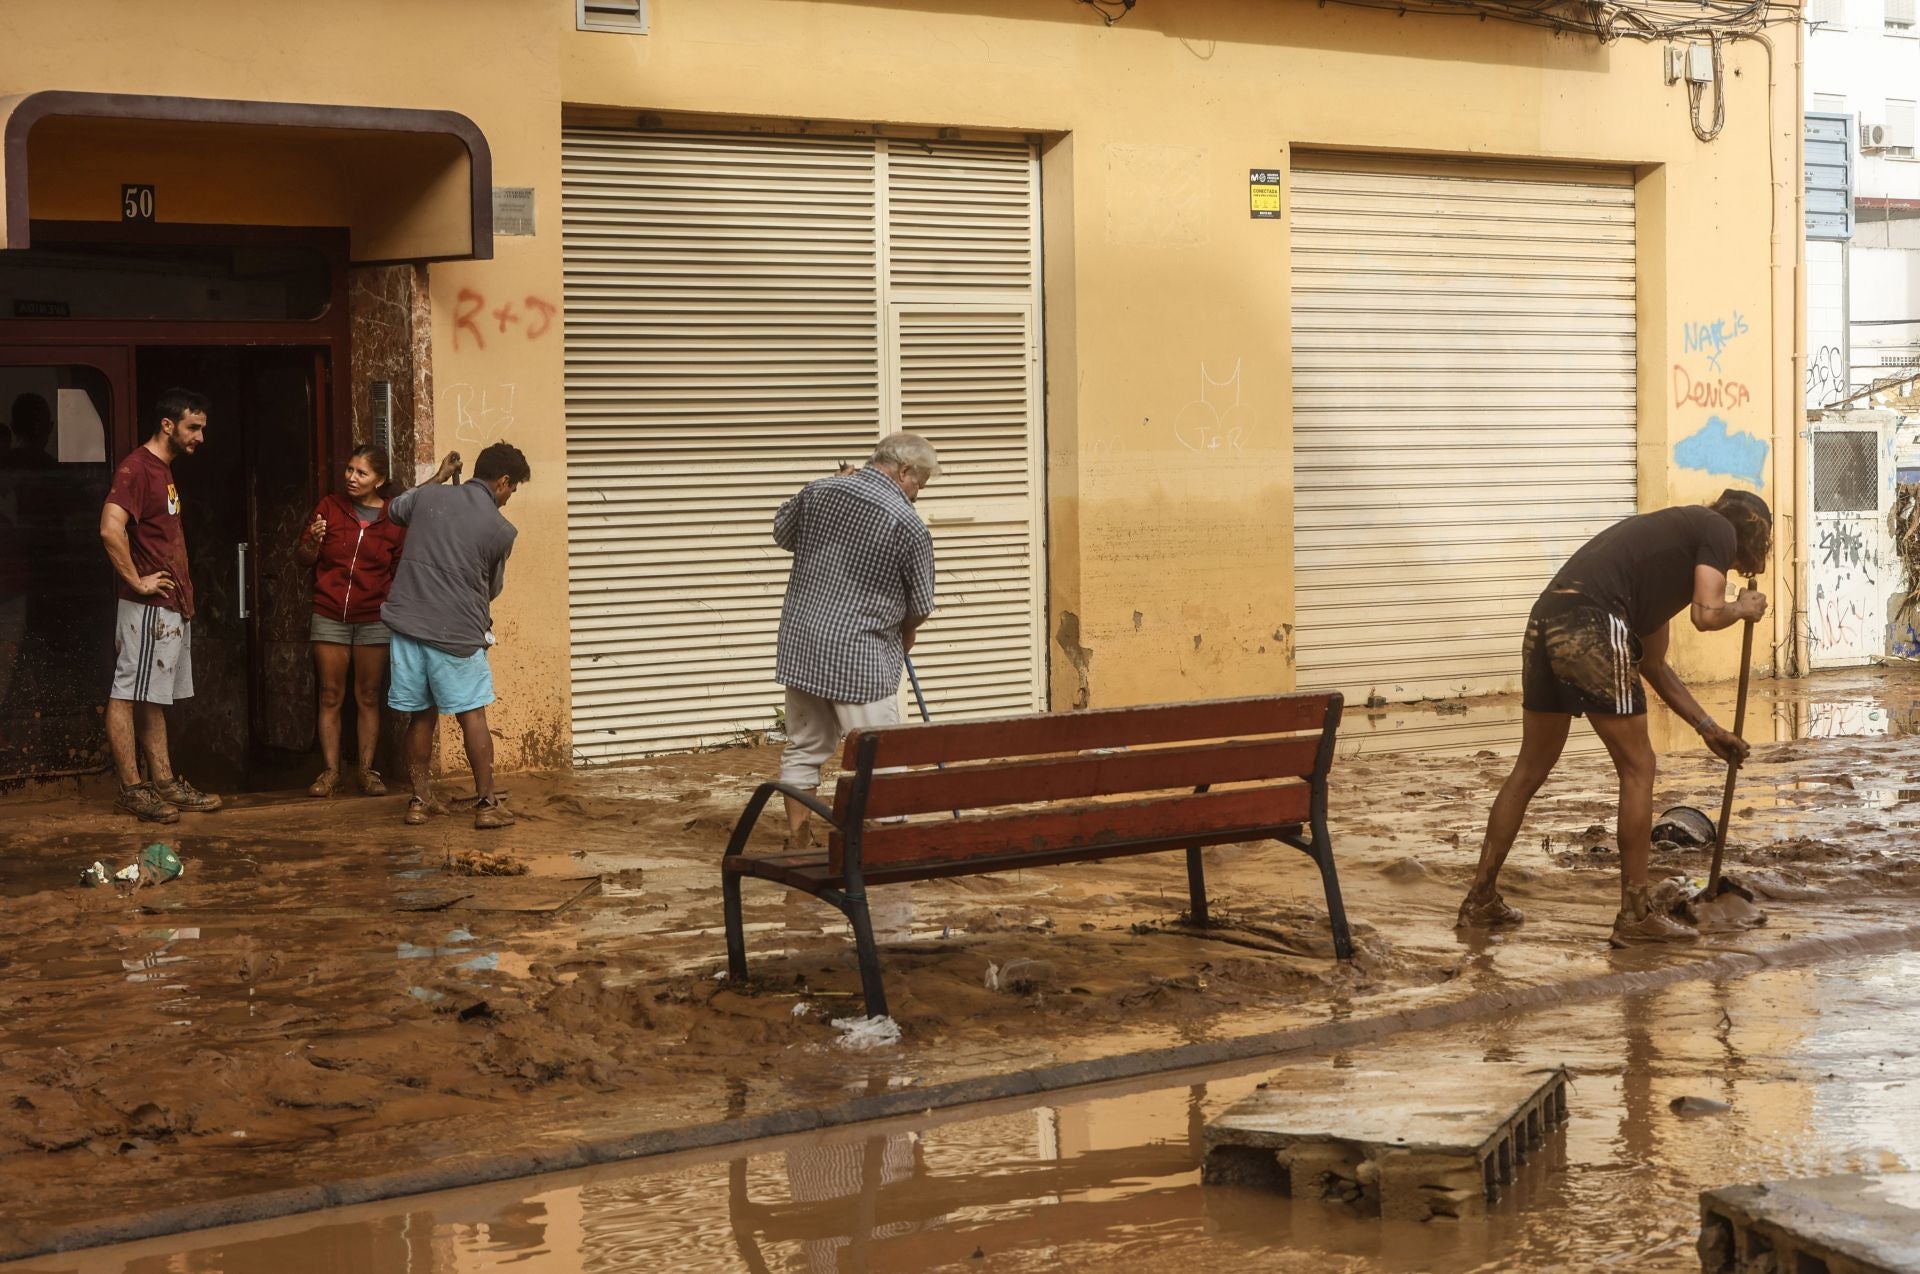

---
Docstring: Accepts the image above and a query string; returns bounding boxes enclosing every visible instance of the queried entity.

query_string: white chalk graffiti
[1172,360,1253,456]
[450,382,518,444]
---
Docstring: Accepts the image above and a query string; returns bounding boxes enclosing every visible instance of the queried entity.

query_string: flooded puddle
[14,948,1919,1274]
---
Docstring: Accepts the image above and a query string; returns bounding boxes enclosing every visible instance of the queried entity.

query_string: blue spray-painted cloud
[1674,416,1768,490]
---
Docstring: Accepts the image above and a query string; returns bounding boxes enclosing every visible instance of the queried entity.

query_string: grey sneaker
[116,783,180,825]
[473,797,515,830]
[152,775,222,812]
[1610,883,1700,948]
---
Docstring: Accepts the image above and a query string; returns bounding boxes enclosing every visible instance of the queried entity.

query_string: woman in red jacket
[295,445,407,797]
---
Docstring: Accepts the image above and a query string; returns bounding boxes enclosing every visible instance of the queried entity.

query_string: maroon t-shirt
[107,446,194,620]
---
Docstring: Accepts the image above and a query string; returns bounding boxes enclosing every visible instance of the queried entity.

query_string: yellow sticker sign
[1249,168,1281,219]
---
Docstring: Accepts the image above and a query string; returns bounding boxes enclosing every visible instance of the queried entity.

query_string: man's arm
[489,533,515,601]
[899,524,936,651]
[1689,563,1766,632]
[386,486,419,528]
[98,502,172,597]
[1640,622,1748,765]
[773,489,804,551]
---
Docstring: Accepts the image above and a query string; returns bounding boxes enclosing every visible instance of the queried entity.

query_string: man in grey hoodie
[381,442,529,829]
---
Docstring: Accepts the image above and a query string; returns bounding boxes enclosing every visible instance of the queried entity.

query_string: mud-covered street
[5,670,1920,1261]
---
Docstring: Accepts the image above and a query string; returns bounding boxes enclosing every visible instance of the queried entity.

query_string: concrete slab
[1699,1173,1920,1274]
[1201,1062,1569,1220]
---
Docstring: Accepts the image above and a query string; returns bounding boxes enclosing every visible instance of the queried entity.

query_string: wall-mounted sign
[1249,169,1281,219]
[492,186,537,237]
[12,299,70,318]
[121,184,155,223]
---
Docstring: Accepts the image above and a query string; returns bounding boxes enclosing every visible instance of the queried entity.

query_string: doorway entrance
[0,226,351,791]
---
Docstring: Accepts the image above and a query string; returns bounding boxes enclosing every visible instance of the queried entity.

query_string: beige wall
[567,0,1799,704]
[1,0,1800,773]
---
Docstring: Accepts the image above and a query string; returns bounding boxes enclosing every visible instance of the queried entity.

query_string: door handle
[237,543,250,620]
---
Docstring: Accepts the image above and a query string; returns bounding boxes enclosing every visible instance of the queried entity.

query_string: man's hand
[835,462,856,476]
[1733,588,1768,622]
[1701,722,1750,767]
[130,570,175,598]
[433,451,463,484]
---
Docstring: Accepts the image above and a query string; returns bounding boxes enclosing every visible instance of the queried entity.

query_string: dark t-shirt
[106,446,194,620]
[1548,506,1736,637]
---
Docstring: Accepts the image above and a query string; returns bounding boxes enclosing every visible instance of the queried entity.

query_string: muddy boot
[473,797,515,830]
[116,782,180,825]
[359,768,387,797]
[1609,882,1700,948]
[1456,887,1524,928]
[152,775,222,813]
[307,768,338,798]
[403,795,448,826]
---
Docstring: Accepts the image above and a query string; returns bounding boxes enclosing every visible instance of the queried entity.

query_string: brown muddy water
[12,947,1919,1274]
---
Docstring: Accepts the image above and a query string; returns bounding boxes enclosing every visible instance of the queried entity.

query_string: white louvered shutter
[881,142,1045,721]
[1290,155,1637,748]
[562,131,1042,758]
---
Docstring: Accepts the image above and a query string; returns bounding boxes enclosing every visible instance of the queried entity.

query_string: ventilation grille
[1813,430,1878,513]
[578,0,646,33]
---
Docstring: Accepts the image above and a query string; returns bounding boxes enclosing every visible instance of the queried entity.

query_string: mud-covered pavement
[4,670,1920,1257]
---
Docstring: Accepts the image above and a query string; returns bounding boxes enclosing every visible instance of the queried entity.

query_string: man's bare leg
[1461,710,1571,925]
[783,792,817,849]
[405,710,437,803]
[1587,711,1657,902]
[134,701,173,783]
[106,697,141,786]
[455,706,494,801]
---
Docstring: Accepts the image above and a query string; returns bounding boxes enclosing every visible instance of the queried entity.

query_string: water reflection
[13,950,1919,1274]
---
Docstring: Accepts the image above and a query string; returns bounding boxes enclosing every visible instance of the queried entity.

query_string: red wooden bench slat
[829,783,1312,874]
[837,736,1324,820]
[839,692,1338,770]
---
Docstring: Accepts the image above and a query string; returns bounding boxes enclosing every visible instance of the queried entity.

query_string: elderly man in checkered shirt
[772,432,941,850]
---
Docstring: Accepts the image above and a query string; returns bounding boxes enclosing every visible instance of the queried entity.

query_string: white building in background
[1806,0,1920,407]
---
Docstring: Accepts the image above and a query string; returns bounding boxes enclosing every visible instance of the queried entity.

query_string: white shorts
[111,600,194,705]
[779,687,900,788]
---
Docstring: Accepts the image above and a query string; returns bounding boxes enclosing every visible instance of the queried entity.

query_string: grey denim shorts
[309,613,393,646]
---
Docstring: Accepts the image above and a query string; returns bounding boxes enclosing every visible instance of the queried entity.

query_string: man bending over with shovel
[771,433,940,851]
[1457,490,1772,946]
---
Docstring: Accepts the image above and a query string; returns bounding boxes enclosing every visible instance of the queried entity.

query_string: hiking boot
[1609,882,1700,948]
[116,782,180,825]
[473,797,515,830]
[359,768,387,797]
[403,795,447,826]
[1456,888,1524,929]
[152,775,222,813]
[307,768,338,798]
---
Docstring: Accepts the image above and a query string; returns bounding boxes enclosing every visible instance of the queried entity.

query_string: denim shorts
[386,630,494,715]
[310,613,392,646]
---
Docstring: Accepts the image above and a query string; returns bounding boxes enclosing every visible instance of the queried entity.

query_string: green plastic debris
[140,842,184,883]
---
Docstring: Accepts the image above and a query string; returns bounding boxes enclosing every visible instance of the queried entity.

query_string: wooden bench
[721,692,1351,1019]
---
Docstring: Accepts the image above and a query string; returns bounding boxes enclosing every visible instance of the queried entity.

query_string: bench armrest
[723,781,843,859]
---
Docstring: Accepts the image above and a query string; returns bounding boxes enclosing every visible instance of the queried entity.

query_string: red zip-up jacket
[307,493,407,625]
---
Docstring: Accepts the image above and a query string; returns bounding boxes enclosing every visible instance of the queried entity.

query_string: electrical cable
[1688,31,1728,141]
[1076,0,1137,24]
[1311,0,1798,43]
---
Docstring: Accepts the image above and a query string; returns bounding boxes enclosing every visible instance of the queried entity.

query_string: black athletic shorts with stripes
[1520,591,1647,717]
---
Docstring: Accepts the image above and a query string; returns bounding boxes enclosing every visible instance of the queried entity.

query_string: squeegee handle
[1708,594,1756,895]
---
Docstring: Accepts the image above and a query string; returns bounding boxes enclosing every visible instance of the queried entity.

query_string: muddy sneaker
[473,797,515,830]
[307,768,338,798]
[116,782,180,824]
[1456,889,1524,928]
[359,768,387,797]
[152,776,222,813]
[1609,883,1700,948]
[403,796,436,826]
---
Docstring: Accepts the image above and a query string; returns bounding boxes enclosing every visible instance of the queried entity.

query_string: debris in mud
[830,1014,901,1051]
[1669,1095,1731,1116]
[449,849,529,877]
[1380,857,1429,881]
[1652,806,1714,848]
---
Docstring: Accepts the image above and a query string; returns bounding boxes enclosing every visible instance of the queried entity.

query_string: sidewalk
[4,671,1920,1257]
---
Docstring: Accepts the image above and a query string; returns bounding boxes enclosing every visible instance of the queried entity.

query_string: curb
[10,920,1920,1262]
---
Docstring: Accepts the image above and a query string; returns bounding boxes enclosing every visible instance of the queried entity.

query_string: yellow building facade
[0,0,1804,784]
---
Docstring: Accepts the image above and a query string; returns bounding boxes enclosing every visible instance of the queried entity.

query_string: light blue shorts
[387,630,494,715]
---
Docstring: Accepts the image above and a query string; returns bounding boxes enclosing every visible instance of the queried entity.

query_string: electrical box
[1686,43,1714,84]
[1664,45,1686,85]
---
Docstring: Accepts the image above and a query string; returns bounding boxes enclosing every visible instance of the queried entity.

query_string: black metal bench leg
[1312,834,1354,961]
[845,894,891,1019]
[723,868,749,985]
[1185,846,1209,926]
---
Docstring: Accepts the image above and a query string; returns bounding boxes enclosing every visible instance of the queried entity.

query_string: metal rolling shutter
[1290,154,1638,717]
[562,130,1042,759]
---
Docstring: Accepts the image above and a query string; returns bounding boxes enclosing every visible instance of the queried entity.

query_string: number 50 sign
[121,184,155,223]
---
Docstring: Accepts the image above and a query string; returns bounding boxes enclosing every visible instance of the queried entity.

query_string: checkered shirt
[774,466,937,705]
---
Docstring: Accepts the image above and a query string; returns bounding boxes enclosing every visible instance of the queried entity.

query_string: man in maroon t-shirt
[98,388,223,823]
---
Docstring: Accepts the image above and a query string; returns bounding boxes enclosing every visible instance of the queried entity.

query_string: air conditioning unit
[1862,119,1892,150]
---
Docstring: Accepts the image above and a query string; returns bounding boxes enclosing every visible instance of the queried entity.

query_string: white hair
[869,432,942,481]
